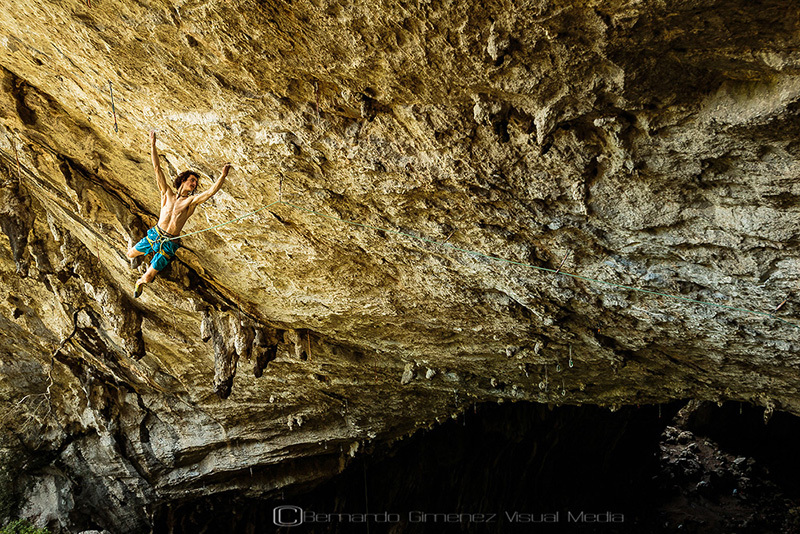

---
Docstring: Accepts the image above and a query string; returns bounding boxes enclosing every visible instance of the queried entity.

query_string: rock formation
[1,0,800,531]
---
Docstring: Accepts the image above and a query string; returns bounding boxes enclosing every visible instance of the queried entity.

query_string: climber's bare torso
[158,180,199,236]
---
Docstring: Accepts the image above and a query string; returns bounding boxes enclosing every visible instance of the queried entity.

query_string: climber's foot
[134,280,144,298]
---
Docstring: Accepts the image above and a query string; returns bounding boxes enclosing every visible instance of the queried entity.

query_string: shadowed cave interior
[151,401,800,534]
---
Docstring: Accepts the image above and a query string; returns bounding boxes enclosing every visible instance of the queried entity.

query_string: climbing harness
[147,225,179,258]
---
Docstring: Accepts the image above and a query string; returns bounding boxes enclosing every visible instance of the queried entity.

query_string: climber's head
[175,170,199,197]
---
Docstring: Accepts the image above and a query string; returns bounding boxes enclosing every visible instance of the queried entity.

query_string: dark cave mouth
[154,401,800,534]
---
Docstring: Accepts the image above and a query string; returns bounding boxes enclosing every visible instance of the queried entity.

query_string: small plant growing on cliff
[0,519,50,534]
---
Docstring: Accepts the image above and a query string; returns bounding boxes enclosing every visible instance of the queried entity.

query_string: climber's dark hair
[174,170,199,191]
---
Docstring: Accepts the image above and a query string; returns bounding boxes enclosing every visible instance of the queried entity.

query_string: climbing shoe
[134,281,144,298]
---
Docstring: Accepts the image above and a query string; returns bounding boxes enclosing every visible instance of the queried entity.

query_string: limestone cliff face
[1,0,800,531]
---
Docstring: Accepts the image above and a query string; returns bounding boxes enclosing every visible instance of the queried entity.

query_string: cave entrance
[154,401,800,533]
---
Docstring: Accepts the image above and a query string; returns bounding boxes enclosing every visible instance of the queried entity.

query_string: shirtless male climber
[126,130,231,297]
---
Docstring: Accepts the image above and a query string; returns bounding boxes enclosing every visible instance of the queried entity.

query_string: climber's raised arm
[192,164,230,205]
[128,131,214,299]
[150,130,173,200]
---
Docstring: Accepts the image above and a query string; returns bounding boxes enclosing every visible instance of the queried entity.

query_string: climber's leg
[126,246,144,259]
[134,266,159,298]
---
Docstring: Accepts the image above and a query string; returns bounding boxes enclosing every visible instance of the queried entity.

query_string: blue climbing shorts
[134,225,181,271]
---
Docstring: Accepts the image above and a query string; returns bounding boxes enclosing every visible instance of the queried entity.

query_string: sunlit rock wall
[1,0,800,531]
